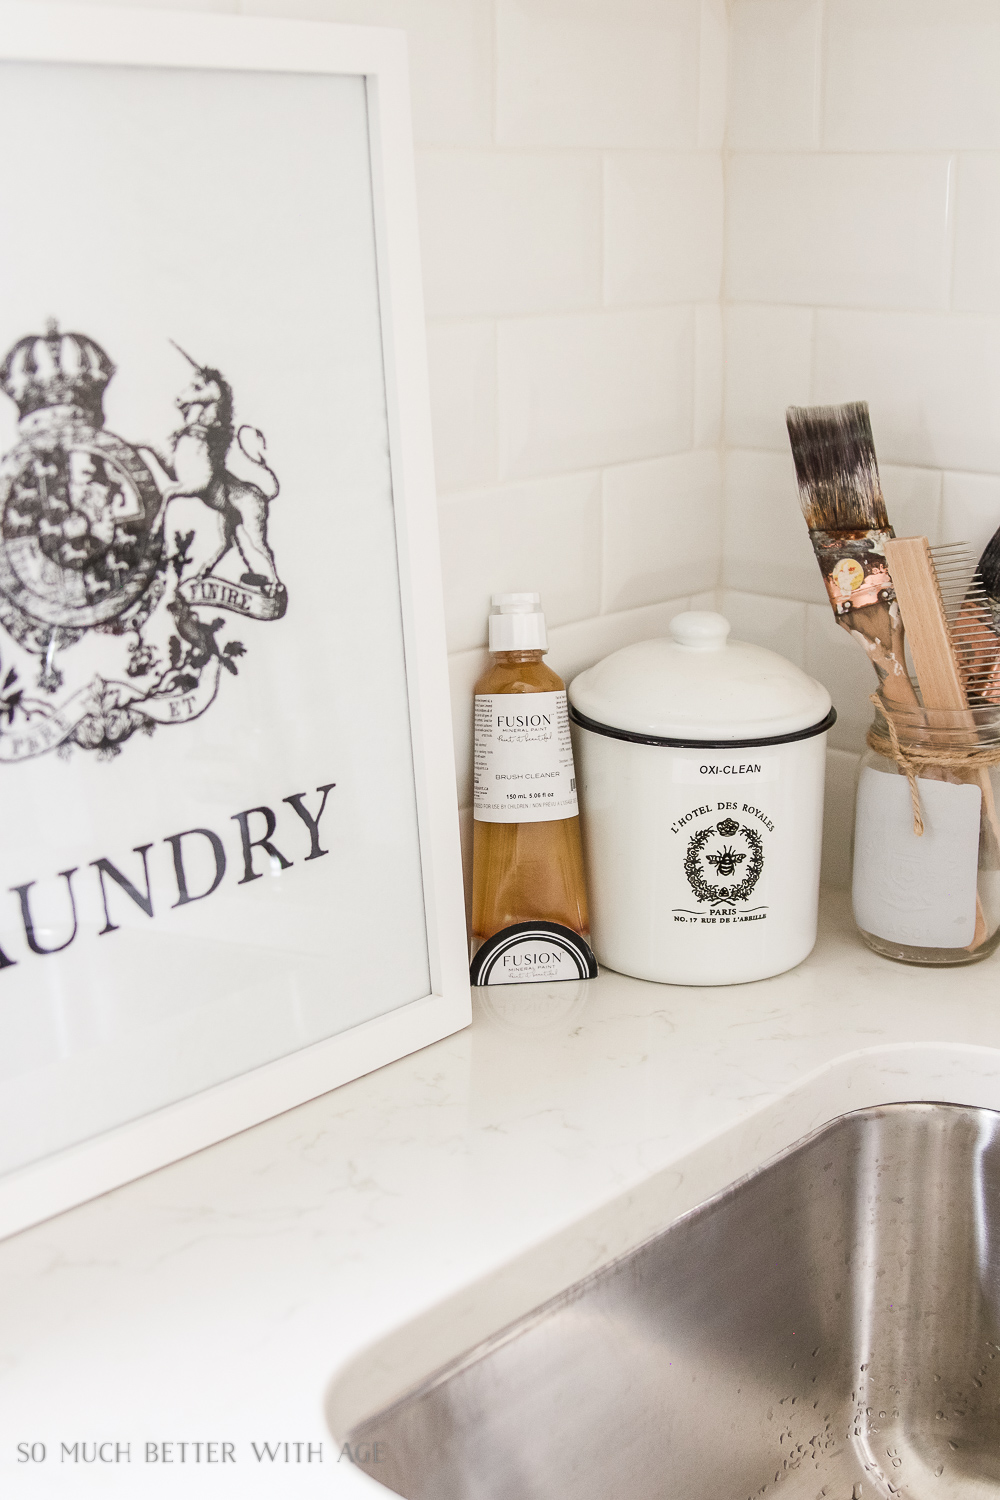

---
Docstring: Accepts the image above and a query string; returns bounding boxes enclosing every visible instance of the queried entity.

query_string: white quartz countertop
[5,889,1000,1497]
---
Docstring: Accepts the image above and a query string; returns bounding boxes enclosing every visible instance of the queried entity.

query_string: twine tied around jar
[866,691,1000,836]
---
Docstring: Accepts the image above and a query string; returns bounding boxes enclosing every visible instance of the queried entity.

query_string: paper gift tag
[852,767,982,948]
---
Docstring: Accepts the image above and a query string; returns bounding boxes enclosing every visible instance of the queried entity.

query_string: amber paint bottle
[470,594,595,987]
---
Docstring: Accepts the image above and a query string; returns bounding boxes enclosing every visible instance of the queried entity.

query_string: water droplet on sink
[934,1466,944,1477]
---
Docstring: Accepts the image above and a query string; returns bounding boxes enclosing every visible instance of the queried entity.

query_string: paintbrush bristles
[785,401,889,532]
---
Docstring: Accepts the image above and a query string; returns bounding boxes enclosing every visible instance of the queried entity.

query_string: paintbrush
[786,402,919,711]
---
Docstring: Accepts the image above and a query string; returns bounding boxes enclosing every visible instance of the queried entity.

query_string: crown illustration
[0,320,115,426]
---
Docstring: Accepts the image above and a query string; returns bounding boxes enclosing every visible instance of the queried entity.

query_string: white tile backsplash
[878,464,944,545]
[953,155,1000,314]
[723,304,813,451]
[426,321,497,493]
[417,150,602,317]
[941,472,1000,561]
[823,0,1000,151]
[692,300,722,447]
[602,450,721,613]
[812,310,1000,473]
[718,589,807,668]
[693,302,724,448]
[722,449,826,605]
[439,473,602,653]
[805,604,878,755]
[697,0,729,152]
[495,0,701,150]
[725,153,954,310]
[822,749,860,891]
[727,0,822,151]
[604,153,723,308]
[443,0,1000,913]
[497,308,695,480]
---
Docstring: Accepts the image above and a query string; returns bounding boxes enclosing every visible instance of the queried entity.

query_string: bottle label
[473,690,579,823]
[470,921,597,986]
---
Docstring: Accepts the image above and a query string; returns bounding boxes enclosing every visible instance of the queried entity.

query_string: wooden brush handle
[833,600,919,708]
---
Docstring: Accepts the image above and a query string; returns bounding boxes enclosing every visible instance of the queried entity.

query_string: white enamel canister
[568,612,834,986]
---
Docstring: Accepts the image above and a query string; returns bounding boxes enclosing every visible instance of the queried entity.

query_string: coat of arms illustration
[0,322,286,761]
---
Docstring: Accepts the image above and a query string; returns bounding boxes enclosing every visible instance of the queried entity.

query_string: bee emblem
[683,817,764,907]
[705,844,746,879]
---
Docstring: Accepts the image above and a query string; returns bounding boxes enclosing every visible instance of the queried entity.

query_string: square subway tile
[698,0,729,150]
[813,310,1000,473]
[879,464,943,544]
[954,155,1000,313]
[941,472,1000,561]
[726,153,952,310]
[426,321,497,493]
[805,603,878,754]
[724,304,813,452]
[694,303,723,448]
[417,150,602,318]
[496,0,701,149]
[439,473,602,653]
[718,590,808,667]
[498,308,694,480]
[604,152,723,306]
[821,748,860,891]
[824,0,1000,150]
[603,450,721,613]
[727,0,822,150]
[723,448,826,604]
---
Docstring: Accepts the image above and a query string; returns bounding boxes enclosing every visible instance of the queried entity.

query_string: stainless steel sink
[345,1104,1000,1498]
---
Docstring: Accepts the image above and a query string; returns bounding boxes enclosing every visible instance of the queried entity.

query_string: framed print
[0,1,470,1238]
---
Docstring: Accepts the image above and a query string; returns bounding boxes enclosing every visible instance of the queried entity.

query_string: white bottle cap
[489,592,548,652]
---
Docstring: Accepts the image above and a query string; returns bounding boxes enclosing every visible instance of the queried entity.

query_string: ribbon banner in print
[0,662,222,762]
[178,573,287,622]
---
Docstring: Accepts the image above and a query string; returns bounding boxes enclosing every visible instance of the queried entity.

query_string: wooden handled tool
[884,535,997,950]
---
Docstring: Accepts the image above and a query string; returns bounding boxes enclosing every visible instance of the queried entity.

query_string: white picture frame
[0,1,470,1239]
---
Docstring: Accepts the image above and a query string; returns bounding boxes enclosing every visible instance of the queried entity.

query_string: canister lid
[567,611,833,745]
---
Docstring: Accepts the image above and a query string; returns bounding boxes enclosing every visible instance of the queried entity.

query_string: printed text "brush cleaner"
[470,594,596,986]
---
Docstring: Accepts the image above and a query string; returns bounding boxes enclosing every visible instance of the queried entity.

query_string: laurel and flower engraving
[0,322,286,761]
[683,817,765,907]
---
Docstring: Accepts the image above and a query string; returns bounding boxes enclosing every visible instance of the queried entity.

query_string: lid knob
[669,611,731,652]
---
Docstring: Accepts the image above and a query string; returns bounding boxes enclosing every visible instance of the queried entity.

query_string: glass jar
[853,700,1000,965]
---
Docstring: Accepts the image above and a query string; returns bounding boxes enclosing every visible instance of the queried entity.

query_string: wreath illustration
[683,817,764,905]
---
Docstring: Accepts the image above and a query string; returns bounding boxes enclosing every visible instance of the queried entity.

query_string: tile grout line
[814,0,827,151]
